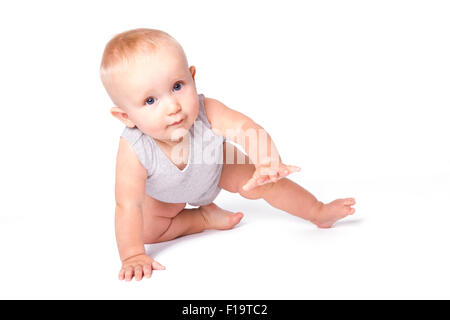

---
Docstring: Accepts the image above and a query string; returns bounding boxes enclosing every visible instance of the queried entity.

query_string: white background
[0,0,449,299]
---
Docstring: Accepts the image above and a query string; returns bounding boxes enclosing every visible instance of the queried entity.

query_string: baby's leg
[219,142,355,228]
[142,196,242,244]
[261,179,355,228]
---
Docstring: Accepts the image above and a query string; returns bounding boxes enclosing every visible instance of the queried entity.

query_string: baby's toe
[222,212,243,229]
[231,212,244,224]
[337,203,354,217]
[340,198,356,205]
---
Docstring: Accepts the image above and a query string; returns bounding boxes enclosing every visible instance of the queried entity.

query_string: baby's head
[100,28,198,143]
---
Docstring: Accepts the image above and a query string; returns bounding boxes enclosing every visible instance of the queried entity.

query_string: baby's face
[106,44,198,143]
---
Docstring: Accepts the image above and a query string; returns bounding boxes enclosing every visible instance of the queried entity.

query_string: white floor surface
[1,174,449,299]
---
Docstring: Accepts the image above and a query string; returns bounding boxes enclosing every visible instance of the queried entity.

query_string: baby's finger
[134,265,143,281]
[260,167,277,176]
[260,175,278,186]
[257,176,269,185]
[269,173,280,183]
[242,177,258,191]
[124,266,134,281]
[152,260,166,270]
[118,268,126,281]
[143,264,152,278]
[279,167,291,177]
[286,165,301,173]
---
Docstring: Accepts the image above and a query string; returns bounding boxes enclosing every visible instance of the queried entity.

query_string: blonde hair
[100,28,184,80]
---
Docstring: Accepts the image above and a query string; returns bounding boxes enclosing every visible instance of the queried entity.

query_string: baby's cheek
[134,112,161,132]
[141,123,162,137]
[186,95,199,118]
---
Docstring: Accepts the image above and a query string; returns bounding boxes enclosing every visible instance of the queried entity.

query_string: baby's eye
[145,97,155,106]
[173,82,183,91]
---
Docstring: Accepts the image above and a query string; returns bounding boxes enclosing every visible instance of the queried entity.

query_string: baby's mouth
[169,118,184,126]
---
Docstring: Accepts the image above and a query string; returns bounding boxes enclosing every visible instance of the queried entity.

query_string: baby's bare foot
[199,202,244,230]
[311,198,356,228]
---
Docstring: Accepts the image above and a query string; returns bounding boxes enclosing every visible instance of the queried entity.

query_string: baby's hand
[242,163,301,191]
[119,253,165,281]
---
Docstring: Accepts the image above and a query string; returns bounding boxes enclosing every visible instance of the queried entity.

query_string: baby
[100,28,356,281]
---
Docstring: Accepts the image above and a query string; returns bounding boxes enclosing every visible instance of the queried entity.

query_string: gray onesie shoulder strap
[120,126,154,176]
[197,94,211,129]
[197,93,227,144]
[121,125,142,146]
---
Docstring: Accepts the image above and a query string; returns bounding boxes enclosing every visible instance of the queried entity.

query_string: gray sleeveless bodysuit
[120,94,225,206]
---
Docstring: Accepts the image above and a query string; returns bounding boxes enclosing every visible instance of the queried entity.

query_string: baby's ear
[189,66,196,80]
[110,106,136,128]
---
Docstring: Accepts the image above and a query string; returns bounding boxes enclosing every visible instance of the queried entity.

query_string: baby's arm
[114,138,165,281]
[204,97,301,190]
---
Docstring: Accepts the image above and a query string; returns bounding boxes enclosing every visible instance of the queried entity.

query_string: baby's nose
[166,100,182,115]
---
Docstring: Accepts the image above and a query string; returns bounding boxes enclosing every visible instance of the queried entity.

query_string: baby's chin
[167,127,189,142]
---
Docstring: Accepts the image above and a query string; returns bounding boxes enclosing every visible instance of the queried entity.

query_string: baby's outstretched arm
[204,97,301,186]
[204,97,356,227]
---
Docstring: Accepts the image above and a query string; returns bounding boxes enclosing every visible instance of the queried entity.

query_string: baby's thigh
[219,141,274,199]
[141,196,186,244]
[142,194,186,219]
[219,141,254,193]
